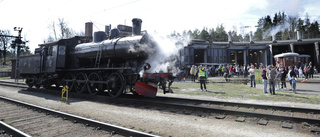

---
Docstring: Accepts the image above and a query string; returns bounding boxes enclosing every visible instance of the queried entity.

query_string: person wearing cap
[267,65,277,95]
[198,65,207,91]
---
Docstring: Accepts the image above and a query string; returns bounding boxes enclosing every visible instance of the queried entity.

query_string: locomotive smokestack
[85,22,93,42]
[228,32,232,44]
[249,31,254,44]
[297,30,302,41]
[132,18,142,36]
[272,35,277,43]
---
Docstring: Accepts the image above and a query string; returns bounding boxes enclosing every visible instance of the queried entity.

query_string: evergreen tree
[254,28,263,41]
[304,13,311,39]
[214,24,227,42]
[199,28,211,41]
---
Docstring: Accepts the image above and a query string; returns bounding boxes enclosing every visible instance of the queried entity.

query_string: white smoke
[143,32,190,74]
[263,22,290,39]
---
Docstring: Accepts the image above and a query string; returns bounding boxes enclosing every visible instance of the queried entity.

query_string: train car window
[59,46,66,55]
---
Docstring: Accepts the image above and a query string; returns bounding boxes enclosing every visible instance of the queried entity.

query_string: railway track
[0,96,158,137]
[133,96,320,125]
[0,80,27,88]
[1,80,320,135]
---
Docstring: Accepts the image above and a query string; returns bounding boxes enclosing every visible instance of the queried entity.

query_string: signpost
[61,85,69,103]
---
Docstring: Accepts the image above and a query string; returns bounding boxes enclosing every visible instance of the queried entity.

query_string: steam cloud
[263,22,290,39]
[144,32,190,74]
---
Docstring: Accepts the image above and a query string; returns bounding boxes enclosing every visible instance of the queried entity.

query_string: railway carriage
[274,52,299,67]
[274,52,311,68]
[298,54,311,65]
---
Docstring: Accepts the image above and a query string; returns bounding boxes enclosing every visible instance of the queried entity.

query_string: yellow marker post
[61,85,69,103]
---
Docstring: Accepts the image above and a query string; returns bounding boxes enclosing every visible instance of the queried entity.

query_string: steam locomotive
[19,18,174,98]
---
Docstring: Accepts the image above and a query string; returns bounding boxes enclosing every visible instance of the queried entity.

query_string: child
[292,76,297,94]
[298,67,303,80]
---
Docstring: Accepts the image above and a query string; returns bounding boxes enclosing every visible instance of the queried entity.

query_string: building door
[194,49,205,64]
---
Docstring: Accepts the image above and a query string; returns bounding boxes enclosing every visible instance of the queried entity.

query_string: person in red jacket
[229,65,234,77]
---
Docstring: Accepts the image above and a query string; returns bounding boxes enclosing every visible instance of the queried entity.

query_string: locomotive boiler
[19,18,174,98]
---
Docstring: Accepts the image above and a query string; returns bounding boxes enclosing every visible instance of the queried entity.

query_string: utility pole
[13,27,23,82]
[0,28,25,82]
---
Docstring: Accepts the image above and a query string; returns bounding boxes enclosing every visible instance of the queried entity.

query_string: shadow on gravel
[16,87,205,118]
[206,90,226,94]
[17,87,144,107]
[17,88,99,104]
[275,93,310,99]
[19,89,62,101]
[276,88,320,96]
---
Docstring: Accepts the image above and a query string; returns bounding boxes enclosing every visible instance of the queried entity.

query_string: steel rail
[1,80,319,126]
[0,96,159,137]
[154,96,320,114]
[122,96,320,125]
[0,121,32,137]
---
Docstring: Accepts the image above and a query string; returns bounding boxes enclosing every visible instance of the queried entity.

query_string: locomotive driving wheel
[26,77,34,88]
[34,76,41,89]
[88,72,103,95]
[75,72,88,94]
[62,73,75,92]
[107,72,125,98]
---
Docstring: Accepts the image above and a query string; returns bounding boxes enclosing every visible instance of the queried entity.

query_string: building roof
[188,38,320,47]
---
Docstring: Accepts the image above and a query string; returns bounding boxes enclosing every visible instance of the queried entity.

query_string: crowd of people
[181,62,316,94]
[185,63,258,92]
[257,61,315,95]
[185,64,253,81]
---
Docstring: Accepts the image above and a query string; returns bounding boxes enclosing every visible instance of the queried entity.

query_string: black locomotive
[19,18,174,98]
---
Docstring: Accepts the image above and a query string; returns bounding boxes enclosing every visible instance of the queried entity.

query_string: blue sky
[1,0,319,52]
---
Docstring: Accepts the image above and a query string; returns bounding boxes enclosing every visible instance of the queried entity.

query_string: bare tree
[46,18,79,42]
[0,30,12,65]
[287,14,299,40]
[49,20,57,40]
[58,18,73,39]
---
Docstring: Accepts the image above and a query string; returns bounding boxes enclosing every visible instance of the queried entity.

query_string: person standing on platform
[267,65,277,95]
[198,65,207,91]
[190,65,197,82]
[294,66,299,78]
[280,66,287,89]
[261,66,268,93]
[299,67,303,80]
[288,66,297,91]
[229,65,234,77]
[248,65,256,87]
[291,75,297,94]
[275,68,281,91]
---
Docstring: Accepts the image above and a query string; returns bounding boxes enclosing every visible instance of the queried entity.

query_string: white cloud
[1,0,319,52]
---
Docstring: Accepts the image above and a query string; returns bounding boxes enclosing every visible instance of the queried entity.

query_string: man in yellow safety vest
[198,65,207,91]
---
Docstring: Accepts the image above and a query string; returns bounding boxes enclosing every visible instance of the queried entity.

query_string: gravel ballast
[0,86,318,137]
